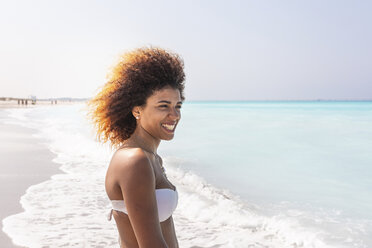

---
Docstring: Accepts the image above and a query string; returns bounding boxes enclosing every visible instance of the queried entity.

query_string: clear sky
[0,0,371,100]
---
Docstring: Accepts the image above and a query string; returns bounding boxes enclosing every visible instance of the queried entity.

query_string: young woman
[89,47,185,248]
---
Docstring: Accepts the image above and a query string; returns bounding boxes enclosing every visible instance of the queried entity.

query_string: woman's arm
[113,149,168,248]
[161,216,179,248]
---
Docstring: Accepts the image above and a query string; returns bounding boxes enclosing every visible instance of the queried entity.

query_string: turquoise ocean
[2,101,372,247]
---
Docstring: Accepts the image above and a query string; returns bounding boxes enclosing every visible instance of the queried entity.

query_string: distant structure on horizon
[0,96,88,106]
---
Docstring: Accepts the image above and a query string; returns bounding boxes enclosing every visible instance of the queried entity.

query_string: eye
[159,105,168,108]
[176,105,182,109]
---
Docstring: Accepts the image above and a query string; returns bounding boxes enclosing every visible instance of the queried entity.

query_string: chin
[162,134,175,141]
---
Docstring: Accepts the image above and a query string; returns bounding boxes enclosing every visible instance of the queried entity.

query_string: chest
[151,159,176,190]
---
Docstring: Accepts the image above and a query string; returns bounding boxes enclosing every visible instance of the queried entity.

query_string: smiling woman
[88,47,185,248]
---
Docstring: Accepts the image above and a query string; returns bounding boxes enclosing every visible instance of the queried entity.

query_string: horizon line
[2,96,372,102]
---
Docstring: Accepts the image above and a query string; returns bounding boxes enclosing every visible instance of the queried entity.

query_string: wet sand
[0,109,61,247]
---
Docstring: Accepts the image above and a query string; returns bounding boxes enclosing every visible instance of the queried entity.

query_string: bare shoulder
[111,148,150,169]
[110,148,155,189]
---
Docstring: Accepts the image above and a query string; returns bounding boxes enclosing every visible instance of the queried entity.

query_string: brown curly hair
[88,47,185,148]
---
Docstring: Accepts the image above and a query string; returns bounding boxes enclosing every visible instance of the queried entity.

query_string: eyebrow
[157,100,182,104]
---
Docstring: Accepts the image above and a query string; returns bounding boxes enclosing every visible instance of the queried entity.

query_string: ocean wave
[2,105,371,248]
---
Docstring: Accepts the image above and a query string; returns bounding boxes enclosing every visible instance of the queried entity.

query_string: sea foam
[2,104,371,247]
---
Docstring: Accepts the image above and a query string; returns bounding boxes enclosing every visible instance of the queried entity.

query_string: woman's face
[135,87,182,141]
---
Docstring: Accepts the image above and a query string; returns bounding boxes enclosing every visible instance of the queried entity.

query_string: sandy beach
[0,109,61,247]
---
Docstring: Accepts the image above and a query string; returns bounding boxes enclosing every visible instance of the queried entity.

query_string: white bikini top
[108,188,178,222]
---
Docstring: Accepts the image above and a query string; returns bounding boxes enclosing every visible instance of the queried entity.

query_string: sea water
[2,101,372,247]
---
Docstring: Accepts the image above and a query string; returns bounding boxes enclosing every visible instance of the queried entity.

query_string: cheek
[142,113,162,128]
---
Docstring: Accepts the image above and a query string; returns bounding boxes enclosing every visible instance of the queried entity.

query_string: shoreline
[0,109,61,247]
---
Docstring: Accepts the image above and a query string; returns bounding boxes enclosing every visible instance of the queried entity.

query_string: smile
[161,123,176,132]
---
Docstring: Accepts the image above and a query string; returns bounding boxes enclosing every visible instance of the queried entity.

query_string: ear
[132,106,141,119]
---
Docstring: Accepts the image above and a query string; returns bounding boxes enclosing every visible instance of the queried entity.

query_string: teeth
[162,124,175,131]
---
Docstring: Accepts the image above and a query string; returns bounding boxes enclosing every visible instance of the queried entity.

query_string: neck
[124,124,160,154]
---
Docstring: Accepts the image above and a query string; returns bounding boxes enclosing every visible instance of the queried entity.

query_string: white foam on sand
[2,105,371,247]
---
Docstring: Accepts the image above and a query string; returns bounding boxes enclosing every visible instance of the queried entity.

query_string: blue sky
[0,0,371,100]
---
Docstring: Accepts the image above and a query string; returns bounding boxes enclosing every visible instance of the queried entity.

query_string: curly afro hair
[88,47,186,148]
